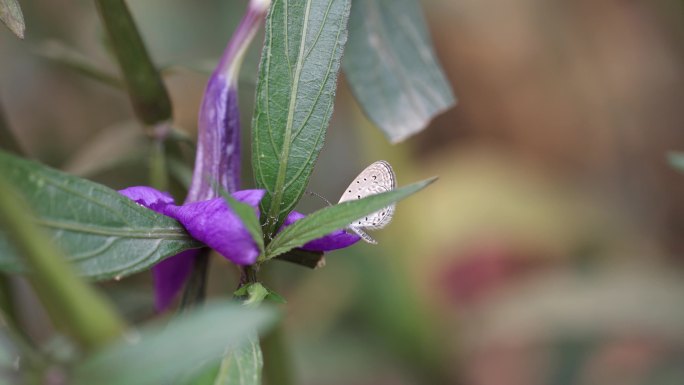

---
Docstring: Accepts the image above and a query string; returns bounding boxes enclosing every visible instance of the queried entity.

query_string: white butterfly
[338,160,396,244]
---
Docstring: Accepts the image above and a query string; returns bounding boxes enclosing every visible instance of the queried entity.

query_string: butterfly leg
[349,226,377,244]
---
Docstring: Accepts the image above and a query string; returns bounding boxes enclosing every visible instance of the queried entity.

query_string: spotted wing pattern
[338,161,396,244]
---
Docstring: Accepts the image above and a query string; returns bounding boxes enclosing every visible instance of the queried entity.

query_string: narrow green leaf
[213,333,263,385]
[252,0,352,237]
[265,177,436,259]
[0,150,201,280]
[0,173,126,350]
[94,0,172,125]
[220,191,264,254]
[667,152,684,173]
[0,0,24,39]
[72,302,277,385]
[33,40,124,89]
[342,0,455,143]
[149,140,169,191]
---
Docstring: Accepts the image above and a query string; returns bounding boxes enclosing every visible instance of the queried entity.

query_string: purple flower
[136,0,272,312]
[120,186,360,311]
[283,212,360,251]
[119,0,359,312]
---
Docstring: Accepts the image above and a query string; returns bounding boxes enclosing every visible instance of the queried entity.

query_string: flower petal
[282,211,361,251]
[153,249,199,312]
[163,196,261,265]
[232,189,266,208]
[188,76,241,201]
[118,186,175,213]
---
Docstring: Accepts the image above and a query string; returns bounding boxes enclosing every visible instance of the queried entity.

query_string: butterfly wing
[339,161,396,235]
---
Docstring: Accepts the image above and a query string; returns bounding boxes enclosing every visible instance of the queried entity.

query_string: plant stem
[149,123,171,192]
[239,264,260,287]
[179,250,211,310]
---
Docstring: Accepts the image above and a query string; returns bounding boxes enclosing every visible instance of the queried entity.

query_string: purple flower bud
[142,0,271,311]
[187,0,271,202]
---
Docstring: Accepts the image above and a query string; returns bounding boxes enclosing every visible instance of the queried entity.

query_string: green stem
[148,124,171,191]
[179,250,211,311]
[0,175,126,350]
[239,264,259,288]
[94,0,172,125]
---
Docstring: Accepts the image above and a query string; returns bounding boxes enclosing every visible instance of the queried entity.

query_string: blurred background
[2,0,684,384]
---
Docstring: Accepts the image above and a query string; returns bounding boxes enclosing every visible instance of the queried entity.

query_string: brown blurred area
[421,0,684,254]
[391,1,684,384]
[3,0,684,384]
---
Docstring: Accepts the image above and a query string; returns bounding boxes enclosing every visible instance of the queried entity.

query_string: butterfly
[338,160,396,244]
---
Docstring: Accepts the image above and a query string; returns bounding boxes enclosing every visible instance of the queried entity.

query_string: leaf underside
[343,0,455,143]
[0,151,200,280]
[265,177,436,259]
[252,0,352,237]
[72,302,276,385]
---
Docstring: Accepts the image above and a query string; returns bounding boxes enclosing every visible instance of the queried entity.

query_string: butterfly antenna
[306,191,333,207]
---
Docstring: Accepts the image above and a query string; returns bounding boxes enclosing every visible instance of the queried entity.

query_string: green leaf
[234,283,286,305]
[264,177,436,259]
[667,152,684,173]
[252,0,352,237]
[94,0,172,124]
[264,288,287,305]
[72,302,277,385]
[220,191,264,254]
[0,0,24,39]
[342,0,455,143]
[234,283,268,305]
[213,333,263,385]
[0,151,201,280]
[0,173,126,350]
